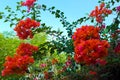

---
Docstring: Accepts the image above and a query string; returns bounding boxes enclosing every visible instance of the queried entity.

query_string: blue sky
[0,0,99,33]
[0,0,107,33]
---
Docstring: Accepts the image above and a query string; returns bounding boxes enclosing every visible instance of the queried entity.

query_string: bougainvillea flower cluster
[2,43,38,76]
[14,18,40,39]
[2,55,34,76]
[21,0,36,12]
[72,25,110,65]
[16,43,38,56]
[74,39,109,65]
[90,3,112,23]
[72,25,100,46]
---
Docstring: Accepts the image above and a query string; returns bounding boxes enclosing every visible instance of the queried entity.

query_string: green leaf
[31,32,47,46]
[16,2,20,4]
[55,13,60,18]
[0,16,2,19]
[16,6,20,10]
[22,10,26,13]
[56,10,60,13]
[116,0,120,2]
[52,11,55,14]
[10,23,14,27]
[42,4,46,9]
[51,6,55,10]
[21,16,25,19]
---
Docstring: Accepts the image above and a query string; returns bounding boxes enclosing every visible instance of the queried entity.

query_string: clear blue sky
[0,0,98,32]
[0,0,110,33]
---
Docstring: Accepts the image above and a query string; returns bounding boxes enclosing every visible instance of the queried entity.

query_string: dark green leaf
[0,16,2,19]
[52,11,55,14]
[10,23,14,27]
[4,20,8,22]
[56,10,60,13]
[51,6,55,10]
[22,10,26,13]
[42,4,46,9]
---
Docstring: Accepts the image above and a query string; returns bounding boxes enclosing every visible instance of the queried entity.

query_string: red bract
[74,39,109,65]
[16,43,38,56]
[90,3,112,23]
[44,71,49,79]
[1,42,38,76]
[72,25,100,46]
[96,59,107,66]
[44,71,53,79]
[21,0,36,12]
[2,55,34,76]
[89,71,97,75]
[14,18,40,39]
[115,42,120,54]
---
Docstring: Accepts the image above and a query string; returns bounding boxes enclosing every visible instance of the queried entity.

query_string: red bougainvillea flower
[72,25,100,46]
[96,59,107,66]
[1,55,34,76]
[16,43,38,56]
[21,0,36,12]
[14,18,40,39]
[1,42,38,76]
[116,29,120,33]
[44,71,53,79]
[89,71,97,75]
[74,39,109,65]
[90,2,112,23]
[115,42,120,54]
[44,71,49,79]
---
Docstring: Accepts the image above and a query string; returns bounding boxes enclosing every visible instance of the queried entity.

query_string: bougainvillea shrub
[0,0,120,80]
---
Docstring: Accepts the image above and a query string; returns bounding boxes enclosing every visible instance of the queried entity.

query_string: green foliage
[31,32,47,46]
[26,49,69,79]
[51,50,67,64]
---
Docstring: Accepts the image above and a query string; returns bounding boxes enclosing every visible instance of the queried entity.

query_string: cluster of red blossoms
[72,25,100,46]
[74,39,109,65]
[90,3,112,23]
[16,43,38,56]
[72,25,110,65]
[2,43,38,76]
[21,0,36,12]
[14,18,40,39]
